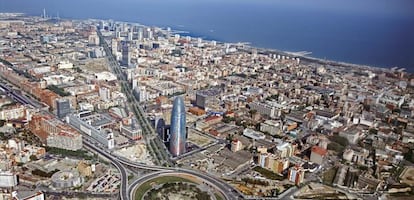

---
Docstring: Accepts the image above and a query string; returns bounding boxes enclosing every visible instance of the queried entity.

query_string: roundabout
[130,172,226,200]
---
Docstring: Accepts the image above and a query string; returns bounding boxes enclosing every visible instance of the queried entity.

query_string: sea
[1,0,413,72]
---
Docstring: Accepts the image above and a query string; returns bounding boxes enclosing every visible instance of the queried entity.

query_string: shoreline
[170,27,412,75]
[236,44,410,75]
[1,12,411,75]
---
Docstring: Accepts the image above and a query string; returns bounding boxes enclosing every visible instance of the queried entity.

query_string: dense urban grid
[0,13,414,200]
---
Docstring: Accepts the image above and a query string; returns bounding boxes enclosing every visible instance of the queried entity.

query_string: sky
[0,0,413,19]
[0,0,413,70]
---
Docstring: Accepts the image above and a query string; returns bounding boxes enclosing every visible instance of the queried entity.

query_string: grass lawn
[134,176,195,200]
[214,193,224,200]
[253,166,284,180]
[323,167,338,185]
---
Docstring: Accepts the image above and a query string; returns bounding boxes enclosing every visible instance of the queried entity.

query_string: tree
[0,58,13,66]
[368,128,378,135]
[226,134,234,144]
[74,67,82,73]
[235,120,242,126]
[404,148,414,163]
[249,109,257,116]
[128,174,134,181]
[363,104,371,111]
[329,135,349,147]
[271,188,280,196]
[327,142,344,153]
[255,123,261,131]
[222,116,234,123]
[32,169,59,178]
[29,155,38,161]
[46,85,70,96]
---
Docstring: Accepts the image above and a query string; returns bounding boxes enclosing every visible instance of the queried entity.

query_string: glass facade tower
[169,96,186,156]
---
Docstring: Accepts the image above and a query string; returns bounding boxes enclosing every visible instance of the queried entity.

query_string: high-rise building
[275,142,295,158]
[146,28,153,39]
[111,38,118,55]
[134,86,148,102]
[138,28,143,41]
[258,153,268,168]
[257,153,290,174]
[56,99,70,118]
[0,104,26,120]
[169,96,186,157]
[132,79,138,90]
[310,145,327,165]
[46,130,83,151]
[99,87,111,102]
[122,44,131,66]
[99,20,105,30]
[166,27,171,38]
[156,118,170,143]
[288,165,305,185]
[0,171,18,187]
[67,113,115,149]
[43,8,47,19]
[119,118,142,140]
[231,139,243,152]
[195,88,221,110]
[128,32,133,41]
[88,33,100,46]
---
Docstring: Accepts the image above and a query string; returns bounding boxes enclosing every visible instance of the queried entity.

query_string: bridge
[0,83,43,109]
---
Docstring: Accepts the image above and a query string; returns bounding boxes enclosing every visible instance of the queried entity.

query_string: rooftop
[311,146,327,156]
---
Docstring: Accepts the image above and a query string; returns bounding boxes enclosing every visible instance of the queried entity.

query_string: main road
[97,30,170,166]
[94,29,245,200]
[0,79,44,109]
[128,171,240,200]
[84,136,243,200]
[83,140,129,200]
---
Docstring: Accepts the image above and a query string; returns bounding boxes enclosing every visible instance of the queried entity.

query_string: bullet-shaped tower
[169,96,186,156]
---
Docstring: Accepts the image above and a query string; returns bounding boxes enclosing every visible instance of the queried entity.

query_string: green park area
[253,166,284,180]
[323,167,338,185]
[134,176,195,200]
[134,175,226,200]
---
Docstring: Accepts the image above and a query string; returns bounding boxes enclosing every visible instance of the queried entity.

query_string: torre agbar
[169,96,187,156]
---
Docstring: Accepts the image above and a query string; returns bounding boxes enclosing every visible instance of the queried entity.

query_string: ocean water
[1,0,413,72]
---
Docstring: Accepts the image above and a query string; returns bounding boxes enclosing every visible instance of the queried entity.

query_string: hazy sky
[1,0,413,71]
[0,0,413,19]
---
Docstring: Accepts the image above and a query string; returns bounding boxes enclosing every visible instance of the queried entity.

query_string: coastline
[234,44,410,75]
[1,12,411,75]
[169,27,412,75]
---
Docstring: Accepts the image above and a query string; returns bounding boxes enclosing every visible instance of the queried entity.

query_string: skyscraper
[99,87,111,102]
[43,8,47,19]
[169,96,186,157]
[111,38,118,55]
[128,32,133,41]
[56,99,70,118]
[122,44,131,66]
